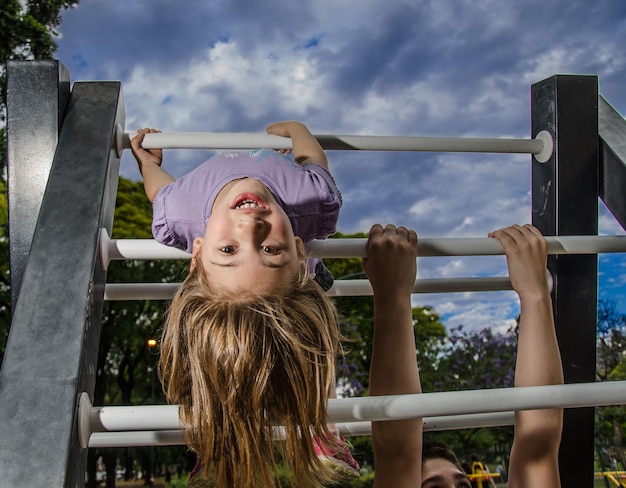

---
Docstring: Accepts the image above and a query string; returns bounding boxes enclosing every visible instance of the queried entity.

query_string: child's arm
[266,121,329,171]
[363,224,422,488]
[130,128,176,203]
[488,224,563,488]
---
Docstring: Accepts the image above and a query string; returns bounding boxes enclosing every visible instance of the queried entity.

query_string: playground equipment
[1,60,626,487]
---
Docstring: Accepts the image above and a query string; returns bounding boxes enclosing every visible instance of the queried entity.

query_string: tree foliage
[325,242,448,398]
[1,0,75,61]
[87,177,195,487]
[430,324,517,392]
[595,299,626,469]
[597,299,626,382]
[422,324,518,464]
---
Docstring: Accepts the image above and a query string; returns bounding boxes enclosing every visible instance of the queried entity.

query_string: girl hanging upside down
[131,121,359,487]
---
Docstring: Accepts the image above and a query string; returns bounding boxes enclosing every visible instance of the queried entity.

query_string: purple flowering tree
[421,323,518,460]
[595,300,626,469]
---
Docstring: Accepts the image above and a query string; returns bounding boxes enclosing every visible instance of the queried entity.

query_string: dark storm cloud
[314,4,436,100]
[56,0,319,80]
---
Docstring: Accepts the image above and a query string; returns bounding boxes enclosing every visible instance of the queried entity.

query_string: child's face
[421,458,472,488]
[192,178,305,294]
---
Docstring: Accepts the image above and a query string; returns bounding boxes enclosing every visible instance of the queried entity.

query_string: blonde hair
[159,258,345,487]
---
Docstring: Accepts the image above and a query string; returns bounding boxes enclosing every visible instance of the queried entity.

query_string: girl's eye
[262,245,280,255]
[220,245,236,254]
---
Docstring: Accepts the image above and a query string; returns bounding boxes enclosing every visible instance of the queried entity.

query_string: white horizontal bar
[309,235,626,258]
[120,130,545,154]
[90,430,183,448]
[87,413,515,448]
[87,382,623,430]
[424,411,514,431]
[100,230,626,268]
[104,277,514,300]
[90,404,182,432]
[327,381,626,424]
[83,381,625,444]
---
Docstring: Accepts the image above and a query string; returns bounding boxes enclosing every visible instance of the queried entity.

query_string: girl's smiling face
[192,178,305,294]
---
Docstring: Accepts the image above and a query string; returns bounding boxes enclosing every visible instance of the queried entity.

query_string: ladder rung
[87,413,515,448]
[119,128,549,156]
[100,229,626,268]
[79,381,626,448]
[103,277,517,300]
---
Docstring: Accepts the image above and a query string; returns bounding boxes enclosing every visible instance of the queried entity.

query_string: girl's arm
[130,129,176,203]
[266,121,329,171]
[363,224,422,488]
[489,224,563,488]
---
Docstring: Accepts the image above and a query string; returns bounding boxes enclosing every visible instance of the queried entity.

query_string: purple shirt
[152,149,342,271]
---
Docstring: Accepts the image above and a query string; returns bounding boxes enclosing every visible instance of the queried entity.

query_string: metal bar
[83,381,625,433]
[599,95,626,231]
[329,381,624,423]
[308,234,626,258]
[0,77,124,488]
[87,413,515,448]
[100,231,626,268]
[85,376,626,448]
[90,430,184,448]
[6,60,70,312]
[120,129,546,154]
[532,74,599,488]
[103,276,515,301]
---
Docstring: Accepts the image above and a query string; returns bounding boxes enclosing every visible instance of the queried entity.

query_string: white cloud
[599,203,626,236]
[413,290,520,333]
[122,41,329,133]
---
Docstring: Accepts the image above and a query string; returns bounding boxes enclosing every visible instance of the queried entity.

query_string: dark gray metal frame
[599,95,626,229]
[2,64,626,486]
[0,60,124,487]
[531,75,600,487]
[6,60,71,311]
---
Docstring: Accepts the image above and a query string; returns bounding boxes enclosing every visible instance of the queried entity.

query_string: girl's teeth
[237,200,261,209]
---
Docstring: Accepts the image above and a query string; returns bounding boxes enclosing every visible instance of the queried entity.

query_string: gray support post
[6,60,70,312]
[0,77,124,487]
[531,75,599,487]
[598,95,626,230]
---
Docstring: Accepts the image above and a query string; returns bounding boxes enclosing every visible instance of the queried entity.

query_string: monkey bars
[80,380,626,448]
[118,127,554,162]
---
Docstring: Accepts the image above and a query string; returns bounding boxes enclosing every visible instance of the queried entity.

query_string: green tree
[422,324,518,465]
[324,236,373,397]
[325,240,447,397]
[86,178,195,488]
[595,300,626,470]
[413,305,448,392]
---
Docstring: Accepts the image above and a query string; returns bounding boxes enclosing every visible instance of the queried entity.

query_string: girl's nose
[238,216,267,232]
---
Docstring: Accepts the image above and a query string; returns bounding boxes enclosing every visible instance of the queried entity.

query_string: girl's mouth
[231,193,269,210]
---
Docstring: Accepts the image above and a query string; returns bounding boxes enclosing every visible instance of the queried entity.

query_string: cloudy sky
[53,0,626,332]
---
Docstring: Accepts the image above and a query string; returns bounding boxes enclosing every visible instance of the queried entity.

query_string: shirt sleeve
[151,183,190,251]
[303,163,342,239]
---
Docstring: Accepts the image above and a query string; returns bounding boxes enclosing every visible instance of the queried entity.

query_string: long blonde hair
[159,258,345,487]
